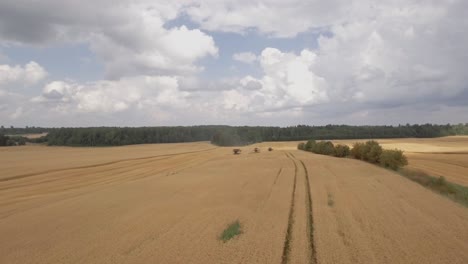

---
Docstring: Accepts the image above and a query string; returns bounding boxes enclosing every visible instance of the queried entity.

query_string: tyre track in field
[0,150,220,219]
[1,150,217,200]
[0,147,218,183]
[300,160,317,264]
[281,153,297,264]
[0,148,218,192]
[282,152,316,264]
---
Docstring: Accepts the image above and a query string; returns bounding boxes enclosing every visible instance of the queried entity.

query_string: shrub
[364,141,383,163]
[334,144,350,157]
[0,134,8,146]
[305,140,316,152]
[297,142,305,150]
[220,220,242,242]
[351,142,365,159]
[379,149,408,170]
[399,169,467,206]
[6,139,16,146]
[316,141,335,156]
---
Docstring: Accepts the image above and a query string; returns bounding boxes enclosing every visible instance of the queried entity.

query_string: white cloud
[9,107,23,119]
[186,0,350,37]
[32,76,187,114]
[1,0,468,126]
[220,48,329,117]
[0,61,47,88]
[312,1,468,106]
[232,52,257,64]
[0,1,218,79]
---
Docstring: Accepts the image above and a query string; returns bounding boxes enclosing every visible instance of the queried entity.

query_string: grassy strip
[398,168,468,207]
[327,193,334,207]
[220,220,242,242]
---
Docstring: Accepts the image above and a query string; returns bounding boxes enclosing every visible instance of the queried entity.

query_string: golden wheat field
[330,136,468,186]
[0,139,468,264]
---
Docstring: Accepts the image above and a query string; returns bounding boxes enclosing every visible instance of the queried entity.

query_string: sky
[0,0,467,127]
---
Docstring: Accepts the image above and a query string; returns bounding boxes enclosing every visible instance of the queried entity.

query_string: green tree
[363,141,383,163]
[305,140,316,151]
[297,142,305,150]
[379,149,408,170]
[0,134,8,146]
[334,144,350,157]
[351,142,365,159]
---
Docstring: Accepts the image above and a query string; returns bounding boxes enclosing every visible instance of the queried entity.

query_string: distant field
[0,140,467,263]
[5,132,48,139]
[329,136,468,186]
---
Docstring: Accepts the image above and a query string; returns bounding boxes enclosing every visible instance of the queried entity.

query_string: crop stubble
[0,141,467,263]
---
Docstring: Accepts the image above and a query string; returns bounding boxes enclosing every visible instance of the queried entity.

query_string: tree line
[0,134,27,146]
[1,123,467,147]
[298,139,408,170]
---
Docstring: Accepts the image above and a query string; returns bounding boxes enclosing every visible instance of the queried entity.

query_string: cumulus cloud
[32,76,187,114]
[186,0,350,37]
[0,61,47,88]
[221,48,328,115]
[218,0,468,122]
[0,1,218,79]
[1,0,468,126]
[232,52,257,64]
[311,0,468,108]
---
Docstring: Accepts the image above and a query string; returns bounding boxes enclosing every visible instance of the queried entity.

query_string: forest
[1,123,467,147]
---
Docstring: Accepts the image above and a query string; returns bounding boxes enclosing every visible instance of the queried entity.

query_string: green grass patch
[327,193,334,207]
[398,168,468,207]
[220,220,242,242]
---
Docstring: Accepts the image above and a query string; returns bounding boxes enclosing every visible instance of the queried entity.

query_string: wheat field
[0,139,467,263]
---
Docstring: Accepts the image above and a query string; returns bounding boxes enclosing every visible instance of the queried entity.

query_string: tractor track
[282,152,316,264]
[0,147,218,183]
[281,153,297,264]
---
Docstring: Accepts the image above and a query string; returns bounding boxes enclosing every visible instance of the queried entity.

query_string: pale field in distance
[330,136,468,186]
[5,132,48,139]
[0,140,467,263]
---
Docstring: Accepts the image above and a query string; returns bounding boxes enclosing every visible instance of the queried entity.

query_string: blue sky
[3,44,103,81]
[0,0,467,127]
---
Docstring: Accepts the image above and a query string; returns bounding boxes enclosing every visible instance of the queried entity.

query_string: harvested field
[5,133,48,139]
[0,141,467,263]
[331,136,468,186]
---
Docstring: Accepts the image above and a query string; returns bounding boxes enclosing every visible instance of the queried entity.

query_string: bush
[399,169,467,206]
[220,220,242,242]
[351,141,382,163]
[298,140,350,157]
[334,144,350,157]
[305,140,316,152]
[350,142,365,159]
[6,139,16,146]
[379,149,408,170]
[0,134,7,146]
[364,141,383,163]
[315,141,335,155]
